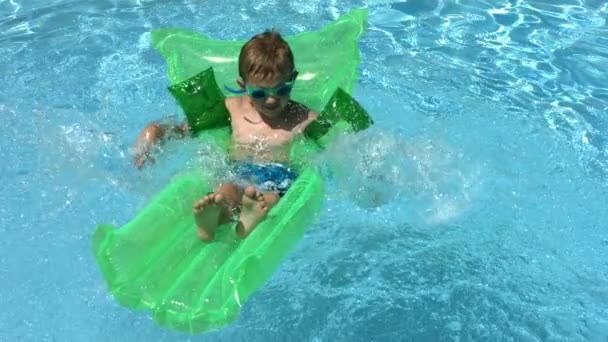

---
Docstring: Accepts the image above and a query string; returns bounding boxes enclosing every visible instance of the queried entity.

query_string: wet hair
[238,29,295,82]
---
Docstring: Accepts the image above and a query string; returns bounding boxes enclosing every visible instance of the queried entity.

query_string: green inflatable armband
[92,9,372,334]
[168,68,229,135]
[305,87,373,144]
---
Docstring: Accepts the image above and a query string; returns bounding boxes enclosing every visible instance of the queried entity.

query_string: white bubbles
[322,128,407,208]
[319,128,481,224]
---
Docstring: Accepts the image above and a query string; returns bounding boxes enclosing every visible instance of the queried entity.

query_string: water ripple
[364,0,608,185]
[2,0,608,341]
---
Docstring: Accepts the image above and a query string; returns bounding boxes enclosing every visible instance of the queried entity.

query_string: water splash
[318,127,481,224]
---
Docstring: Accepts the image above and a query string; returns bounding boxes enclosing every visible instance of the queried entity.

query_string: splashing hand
[131,123,163,169]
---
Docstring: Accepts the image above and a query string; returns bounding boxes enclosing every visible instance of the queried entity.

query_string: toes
[194,193,218,211]
[257,195,266,205]
[204,194,217,205]
[244,186,257,199]
[194,199,205,210]
[263,192,279,206]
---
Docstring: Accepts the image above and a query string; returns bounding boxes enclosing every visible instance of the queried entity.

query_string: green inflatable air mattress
[92,9,372,334]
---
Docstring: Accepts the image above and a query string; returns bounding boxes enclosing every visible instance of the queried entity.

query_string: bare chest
[231,117,295,148]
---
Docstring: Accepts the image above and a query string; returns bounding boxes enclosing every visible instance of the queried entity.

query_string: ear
[237,78,246,89]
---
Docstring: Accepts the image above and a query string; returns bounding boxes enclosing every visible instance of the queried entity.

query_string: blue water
[1,0,608,340]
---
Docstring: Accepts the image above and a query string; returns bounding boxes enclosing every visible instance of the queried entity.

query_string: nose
[264,96,278,106]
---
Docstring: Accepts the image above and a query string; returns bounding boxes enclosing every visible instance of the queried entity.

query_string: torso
[225,97,316,163]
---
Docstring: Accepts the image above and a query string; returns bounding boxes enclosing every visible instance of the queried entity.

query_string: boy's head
[237,30,298,118]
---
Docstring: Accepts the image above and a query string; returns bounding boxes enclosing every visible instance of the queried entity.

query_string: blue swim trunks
[232,161,298,197]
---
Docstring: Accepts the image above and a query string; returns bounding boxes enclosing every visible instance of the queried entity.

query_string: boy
[133,30,317,242]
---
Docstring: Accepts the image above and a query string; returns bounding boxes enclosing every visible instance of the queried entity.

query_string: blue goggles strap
[224,84,247,94]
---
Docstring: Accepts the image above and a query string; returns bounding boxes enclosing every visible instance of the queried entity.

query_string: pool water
[1,0,608,341]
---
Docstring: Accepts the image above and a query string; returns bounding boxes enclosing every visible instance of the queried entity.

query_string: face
[239,70,296,119]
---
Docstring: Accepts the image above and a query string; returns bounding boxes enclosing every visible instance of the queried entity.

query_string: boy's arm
[132,121,189,169]
[307,110,319,124]
[295,110,318,133]
[287,99,318,134]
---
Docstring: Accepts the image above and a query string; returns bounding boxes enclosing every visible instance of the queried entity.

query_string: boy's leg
[235,187,280,239]
[194,183,243,242]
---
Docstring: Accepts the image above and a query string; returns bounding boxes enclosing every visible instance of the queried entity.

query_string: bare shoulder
[225,96,246,122]
[225,96,241,113]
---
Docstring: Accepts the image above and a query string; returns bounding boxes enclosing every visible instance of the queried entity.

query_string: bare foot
[193,193,230,242]
[235,186,278,239]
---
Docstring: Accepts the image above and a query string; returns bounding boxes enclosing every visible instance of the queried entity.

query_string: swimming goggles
[225,80,295,99]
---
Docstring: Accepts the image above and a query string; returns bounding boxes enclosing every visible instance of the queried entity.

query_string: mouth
[262,105,281,114]
[264,103,280,110]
